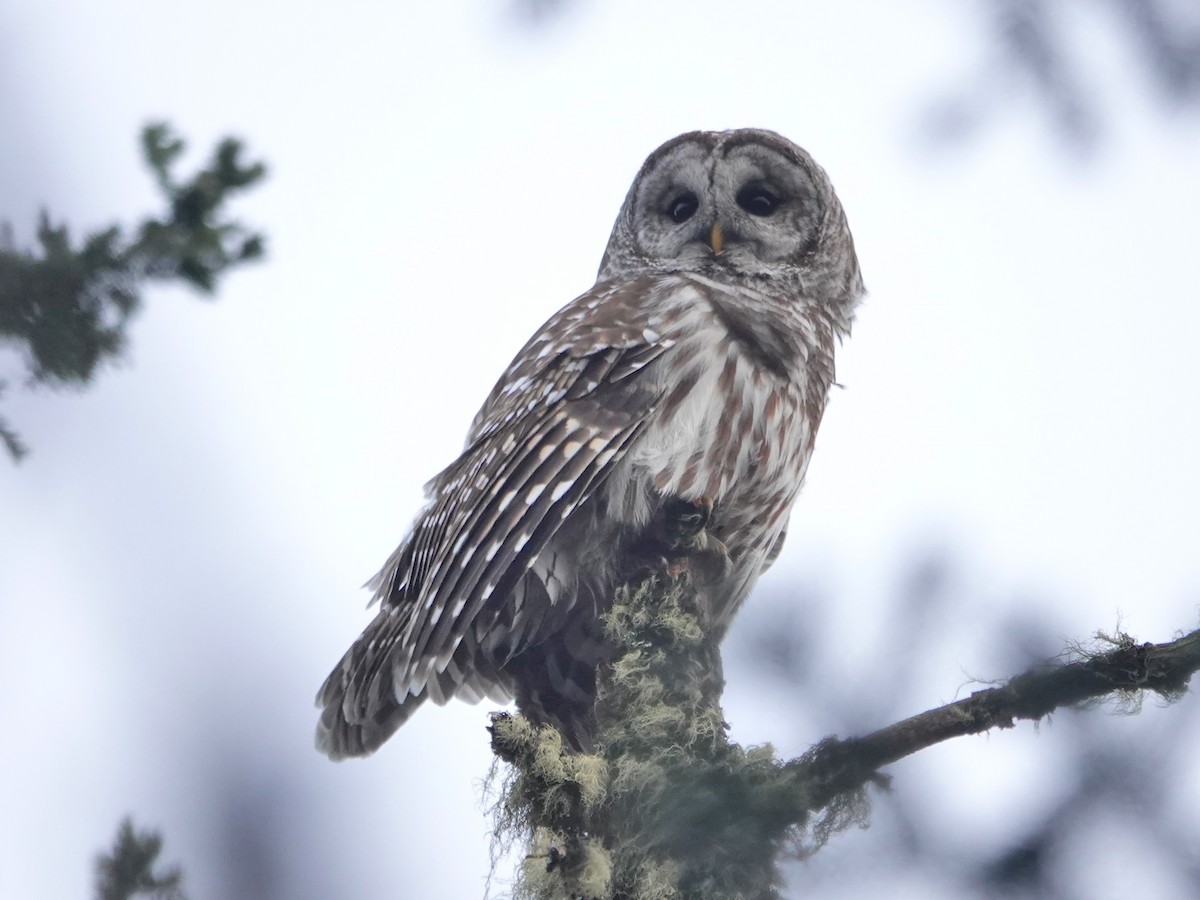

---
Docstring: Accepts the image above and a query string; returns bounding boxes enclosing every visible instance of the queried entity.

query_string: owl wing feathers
[316,276,675,758]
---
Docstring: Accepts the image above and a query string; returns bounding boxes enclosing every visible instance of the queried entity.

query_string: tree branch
[490,574,1199,900]
[792,627,1200,812]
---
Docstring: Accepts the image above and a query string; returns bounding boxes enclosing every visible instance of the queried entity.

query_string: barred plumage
[317,129,864,757]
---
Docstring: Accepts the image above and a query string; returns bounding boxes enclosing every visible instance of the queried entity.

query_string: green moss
[491,574,868,899]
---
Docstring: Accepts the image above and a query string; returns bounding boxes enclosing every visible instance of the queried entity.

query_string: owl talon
[691,535,732,584]
[628,497,730,584]
[659,496,714,552]
[660,537,728,584]
[665,558,690,579]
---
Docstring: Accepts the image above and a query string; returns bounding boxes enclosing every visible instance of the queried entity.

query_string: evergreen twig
[95,818,187,900]
[0,121,266,460]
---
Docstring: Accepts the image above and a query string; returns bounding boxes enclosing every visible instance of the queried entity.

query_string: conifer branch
[95,818,187,900]
[0,121,266,460]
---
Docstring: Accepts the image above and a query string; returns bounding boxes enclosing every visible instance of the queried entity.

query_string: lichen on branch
[490,573,1199,899]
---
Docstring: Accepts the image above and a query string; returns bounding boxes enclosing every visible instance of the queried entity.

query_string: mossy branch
[790,627,1200,813]
[491,574,1199,900]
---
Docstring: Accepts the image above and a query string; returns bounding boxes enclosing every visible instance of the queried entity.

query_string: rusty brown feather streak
[490,572,1200,899]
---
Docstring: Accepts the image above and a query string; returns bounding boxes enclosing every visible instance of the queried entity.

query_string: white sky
[1,1,1198,898]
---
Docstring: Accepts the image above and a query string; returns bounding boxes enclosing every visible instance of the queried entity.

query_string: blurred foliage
[95,818,187,900]
[921,0,1200,151]
[513,0,1200,153]
[509,0,573,24]
[0,122,266,461]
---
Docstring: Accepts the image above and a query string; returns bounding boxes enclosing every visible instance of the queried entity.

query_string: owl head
[598,129,863,329]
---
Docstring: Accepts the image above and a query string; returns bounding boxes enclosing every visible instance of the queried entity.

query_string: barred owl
[317,129,863,758]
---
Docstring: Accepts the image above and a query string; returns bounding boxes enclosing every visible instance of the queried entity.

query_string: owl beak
[708,221,725,254]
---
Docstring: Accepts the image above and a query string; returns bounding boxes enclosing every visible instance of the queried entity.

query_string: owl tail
[315,687,424,760]
[316,597,514,759]
[314,608,431,760]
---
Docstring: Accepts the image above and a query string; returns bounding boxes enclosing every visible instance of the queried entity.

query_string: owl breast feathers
[317,128,864,757]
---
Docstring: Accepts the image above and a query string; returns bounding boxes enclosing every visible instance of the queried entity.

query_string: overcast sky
[1,1,1198,898]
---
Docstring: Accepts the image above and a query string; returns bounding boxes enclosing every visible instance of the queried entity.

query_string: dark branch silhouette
[789,627,1200,812]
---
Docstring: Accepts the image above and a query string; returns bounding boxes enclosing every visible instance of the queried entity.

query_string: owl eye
[736,185,779,217]
[666,192,699,224]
